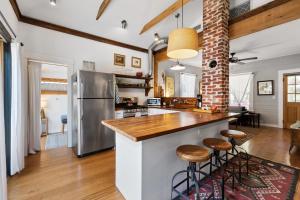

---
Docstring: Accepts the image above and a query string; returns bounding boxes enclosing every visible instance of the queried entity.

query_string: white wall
[158,60,202,97]
[18,22,152,147]
[41,95,68,133]
[231,54,300,127]
[19,22,152,105]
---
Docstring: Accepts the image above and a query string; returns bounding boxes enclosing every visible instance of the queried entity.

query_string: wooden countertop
[102,112,239,142]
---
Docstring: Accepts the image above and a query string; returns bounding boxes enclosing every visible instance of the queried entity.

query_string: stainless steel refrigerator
[72,70,115,157]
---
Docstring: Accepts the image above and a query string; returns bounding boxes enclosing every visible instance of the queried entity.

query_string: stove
[116,97,148,118]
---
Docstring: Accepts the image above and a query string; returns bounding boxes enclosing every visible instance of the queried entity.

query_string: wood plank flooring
[8,126,300,200]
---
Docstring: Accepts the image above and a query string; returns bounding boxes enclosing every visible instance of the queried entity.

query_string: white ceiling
[17,0,203,48]
[16,0,300,68]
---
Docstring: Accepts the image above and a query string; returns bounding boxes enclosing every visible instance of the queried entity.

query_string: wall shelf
[115,74,153,96]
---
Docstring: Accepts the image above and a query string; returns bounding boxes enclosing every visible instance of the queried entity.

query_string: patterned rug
[175,153,299,200]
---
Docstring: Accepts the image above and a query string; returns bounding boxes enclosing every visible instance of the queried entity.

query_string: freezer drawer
[77,98,115,156]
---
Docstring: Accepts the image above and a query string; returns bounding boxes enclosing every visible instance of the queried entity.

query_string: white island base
[115,120,228,200]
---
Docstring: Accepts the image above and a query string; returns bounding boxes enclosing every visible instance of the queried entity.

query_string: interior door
[283,74,300,128]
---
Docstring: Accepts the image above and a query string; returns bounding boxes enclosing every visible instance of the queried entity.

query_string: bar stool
[220,130,249,181]
[203,138,233,200]
[171,145,215,200]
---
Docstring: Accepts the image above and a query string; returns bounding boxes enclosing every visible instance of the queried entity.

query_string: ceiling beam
[9,0,148,53]
[96,0,112,20]
[20,16,148,53]
[9,0,21,20]
[139,0,191,35]
[41,78,68,83]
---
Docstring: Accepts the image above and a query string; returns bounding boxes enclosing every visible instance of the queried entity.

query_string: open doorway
[27,60,69,151]
[40,63,68,150]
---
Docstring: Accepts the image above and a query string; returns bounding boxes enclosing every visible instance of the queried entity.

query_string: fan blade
[96,0,111,20]
[238,57,258,61]
[237,61,245,65]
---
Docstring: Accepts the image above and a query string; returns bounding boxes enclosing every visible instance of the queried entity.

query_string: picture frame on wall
[257,80,274,95]
[165,76,175,97]
[114,53,125,66]
[131,57,141,68]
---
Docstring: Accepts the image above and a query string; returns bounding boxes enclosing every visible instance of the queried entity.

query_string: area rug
[174,153,299,200]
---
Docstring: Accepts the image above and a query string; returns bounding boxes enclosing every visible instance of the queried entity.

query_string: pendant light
[170,61,186,71]
[167,0,198,60]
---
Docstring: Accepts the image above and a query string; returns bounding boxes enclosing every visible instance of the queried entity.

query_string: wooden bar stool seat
[220,129,246,139]
[171,145,215,199]
[176,145,210,163]
[203,138,232,151]
[220,129,250,184]
[202,138,234,199]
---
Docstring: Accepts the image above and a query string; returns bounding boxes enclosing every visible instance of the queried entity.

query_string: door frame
[278,68,300,128]
[24,54,75,147]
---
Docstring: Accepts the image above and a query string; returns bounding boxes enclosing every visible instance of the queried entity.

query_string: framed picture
[165,76,175,97]
[131,57,141,68]
[114,54,125,66]
[257,80,274,95]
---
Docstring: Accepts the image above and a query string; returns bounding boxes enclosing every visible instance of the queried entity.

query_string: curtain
[229,73,254,110]
[28,62,41,153]
[0,40,7,200]
[10,43,26,175]
[180,73,197,97]
[3,43,11,176]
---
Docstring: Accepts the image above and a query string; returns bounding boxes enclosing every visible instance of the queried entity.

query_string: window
[229,73,254,110]
[180,73,196,97]
[287,75,300,102]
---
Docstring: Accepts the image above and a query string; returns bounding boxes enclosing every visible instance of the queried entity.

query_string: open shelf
[115,74,153,80]
[115,74,153,96]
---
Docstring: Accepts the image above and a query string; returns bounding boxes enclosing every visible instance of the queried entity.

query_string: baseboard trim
[260,123,279,128]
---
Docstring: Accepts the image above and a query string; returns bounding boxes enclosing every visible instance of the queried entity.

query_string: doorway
[283,74,300,128]
[28,60,69,150]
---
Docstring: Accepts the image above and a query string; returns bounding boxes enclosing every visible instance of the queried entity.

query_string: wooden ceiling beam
[96,0,112,20]
[41,78,68,83]
[139,0,191,35]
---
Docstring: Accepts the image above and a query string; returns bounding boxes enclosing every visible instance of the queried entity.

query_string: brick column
[201,0,230,112]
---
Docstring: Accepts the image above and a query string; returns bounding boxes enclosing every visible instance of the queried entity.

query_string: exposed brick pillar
[201,0,230,112]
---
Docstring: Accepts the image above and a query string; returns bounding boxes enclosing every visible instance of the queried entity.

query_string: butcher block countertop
[102,112,239,142]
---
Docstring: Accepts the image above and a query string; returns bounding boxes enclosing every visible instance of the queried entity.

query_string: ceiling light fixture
[154,33,160,41]
[167,0,198,60]
[170,61,186,71]
[50,0,56,6]
[121,20,127,29]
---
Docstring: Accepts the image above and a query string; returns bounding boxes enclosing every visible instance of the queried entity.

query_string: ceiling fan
[96,0,112,20]
[229,52,258,64]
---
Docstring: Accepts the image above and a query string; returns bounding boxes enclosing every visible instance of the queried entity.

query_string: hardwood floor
[8,126,300,200]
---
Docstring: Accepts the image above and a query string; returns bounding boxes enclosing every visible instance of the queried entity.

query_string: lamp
[41,100,48,119]
[154,33,160,41]
[167,0,198,60]
[121,20,128,29]
[170,61,186,71]
[50,0,56,6]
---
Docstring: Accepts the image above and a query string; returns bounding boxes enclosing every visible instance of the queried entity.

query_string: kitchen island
[102,112,238,200]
